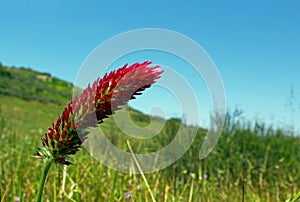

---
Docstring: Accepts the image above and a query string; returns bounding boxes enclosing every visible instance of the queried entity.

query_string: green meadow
[0,65,299,201]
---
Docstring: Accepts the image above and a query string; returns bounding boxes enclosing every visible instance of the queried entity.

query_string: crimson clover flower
[35,61,163,165]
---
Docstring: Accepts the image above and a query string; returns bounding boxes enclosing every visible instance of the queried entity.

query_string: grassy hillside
[0,63,73,105]
[0,65,299,201]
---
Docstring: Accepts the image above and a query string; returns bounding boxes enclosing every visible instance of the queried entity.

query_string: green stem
[37,160,53,202]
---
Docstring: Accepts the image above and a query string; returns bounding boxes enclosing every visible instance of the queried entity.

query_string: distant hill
[0,63,73,105]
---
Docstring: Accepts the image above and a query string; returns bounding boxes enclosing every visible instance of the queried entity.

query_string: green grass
[0,95,299,201]
[0,64,73,105]
[1,64,299,201]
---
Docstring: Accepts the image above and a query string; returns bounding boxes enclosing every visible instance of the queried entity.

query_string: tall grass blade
[126,140,156,202]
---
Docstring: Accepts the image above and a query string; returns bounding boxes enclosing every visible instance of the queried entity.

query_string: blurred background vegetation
[0,63,73,105]
[0,64,299,201]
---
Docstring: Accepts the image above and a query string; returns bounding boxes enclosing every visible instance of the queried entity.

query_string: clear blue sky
[0,1,299,132]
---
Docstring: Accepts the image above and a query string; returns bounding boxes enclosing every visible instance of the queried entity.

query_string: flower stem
[37,160,53,202]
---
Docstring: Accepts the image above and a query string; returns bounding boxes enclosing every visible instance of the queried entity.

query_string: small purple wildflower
[124,191,132,199]
[14,196,20,202]
[203,174,208,179]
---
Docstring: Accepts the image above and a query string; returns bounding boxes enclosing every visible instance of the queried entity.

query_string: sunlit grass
[0,96,299,201]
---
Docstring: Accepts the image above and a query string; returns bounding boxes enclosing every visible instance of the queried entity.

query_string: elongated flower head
[35,61,163,165]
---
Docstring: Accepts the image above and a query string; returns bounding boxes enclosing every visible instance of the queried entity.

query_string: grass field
[0,95,299,201]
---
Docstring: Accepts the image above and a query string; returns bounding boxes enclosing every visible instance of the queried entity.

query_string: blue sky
[0,1,299,132]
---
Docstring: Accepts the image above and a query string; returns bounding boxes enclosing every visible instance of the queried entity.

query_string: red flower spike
[66,122,71,130]
[58,141,63,148]
[61,130,67,140]
[55,131,60,141]
[35,61,163,165]
[47,129,53,140]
